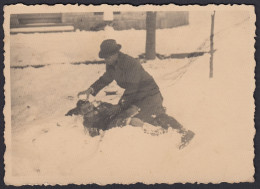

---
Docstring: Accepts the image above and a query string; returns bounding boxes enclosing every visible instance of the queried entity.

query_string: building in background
[10,11,189,34]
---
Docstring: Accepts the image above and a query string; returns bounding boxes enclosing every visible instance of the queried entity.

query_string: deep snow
[7,11,255,184]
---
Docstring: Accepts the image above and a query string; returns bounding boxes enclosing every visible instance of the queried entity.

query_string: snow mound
[12,116,181,178]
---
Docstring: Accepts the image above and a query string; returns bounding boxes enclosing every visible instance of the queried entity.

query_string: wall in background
[10,11,189,32]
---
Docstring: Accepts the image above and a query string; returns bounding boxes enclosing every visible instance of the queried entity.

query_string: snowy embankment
[10,12,212,67]
[9,11,255,184]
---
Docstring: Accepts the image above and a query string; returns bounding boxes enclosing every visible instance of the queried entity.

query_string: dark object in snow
[42,129,48,133]
[105,91,117,96]
[65,100,91,116]
[66,99,146,137]
[66,100,195,148]
[179,130,195,149]
[138,51,207,61]
[11,64,48,69]
[65,100,124,136]
[67,96,74,100]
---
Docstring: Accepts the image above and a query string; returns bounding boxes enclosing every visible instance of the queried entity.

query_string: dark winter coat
[90,52,161,109]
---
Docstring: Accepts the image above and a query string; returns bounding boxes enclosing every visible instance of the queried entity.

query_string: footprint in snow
[34,168,40,173]
[67,96,74,100]
[41,129,49,134]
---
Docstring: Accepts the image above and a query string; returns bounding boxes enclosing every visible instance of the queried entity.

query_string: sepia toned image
[3,4,256,185]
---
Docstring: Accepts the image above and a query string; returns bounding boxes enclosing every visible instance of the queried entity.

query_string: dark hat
[99,39,121,58]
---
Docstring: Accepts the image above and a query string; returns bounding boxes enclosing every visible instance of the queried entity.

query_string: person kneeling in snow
[77,39,195,148]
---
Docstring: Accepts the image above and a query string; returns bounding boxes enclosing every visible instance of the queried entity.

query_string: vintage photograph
[4,4,255,185]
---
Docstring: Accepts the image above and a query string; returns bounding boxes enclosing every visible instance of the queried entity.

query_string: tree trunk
[145,12,157,60]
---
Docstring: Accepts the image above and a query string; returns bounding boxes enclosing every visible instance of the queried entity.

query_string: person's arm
[90,68,114,96]
[118,62,142,110]
[78,66,114,98]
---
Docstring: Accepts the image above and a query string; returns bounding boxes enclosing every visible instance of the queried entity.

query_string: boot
[151,113,195,148]
[179,130,195,149]
[88,128,100,137]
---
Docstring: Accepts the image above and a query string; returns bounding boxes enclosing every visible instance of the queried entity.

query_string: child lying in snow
[66,100,194,149]
[66,100,144,134]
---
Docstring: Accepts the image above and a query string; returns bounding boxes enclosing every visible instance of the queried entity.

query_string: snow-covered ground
[7,11,255,185]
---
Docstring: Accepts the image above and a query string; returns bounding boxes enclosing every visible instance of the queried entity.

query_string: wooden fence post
[210,11,215,78]
[145,11,157,60]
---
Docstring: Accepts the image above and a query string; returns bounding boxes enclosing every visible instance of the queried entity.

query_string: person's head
[76,100,94,115]
[99,39,121,65]
[104,53,119,65]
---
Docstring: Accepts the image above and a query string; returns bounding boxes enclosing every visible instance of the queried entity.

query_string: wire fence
[161,15,250,88]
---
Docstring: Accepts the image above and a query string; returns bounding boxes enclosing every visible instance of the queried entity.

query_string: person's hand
[77,87,94,99]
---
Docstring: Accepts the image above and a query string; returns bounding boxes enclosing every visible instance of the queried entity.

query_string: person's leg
[134,93,166,124]
[107,105,140,129]
[152,113,185,133]
[152,113,195,149]
[134,93,195,148]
